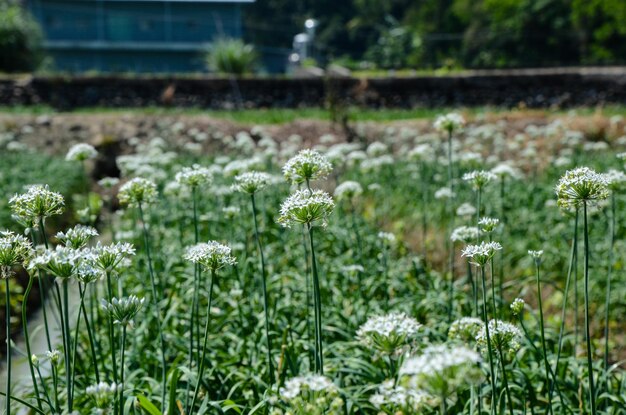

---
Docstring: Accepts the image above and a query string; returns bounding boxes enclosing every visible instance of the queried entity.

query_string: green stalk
[251,193,274,384]
[119,325,127,415]
[308,224,324,374]
[190,268,215,411]
[550,210,578,406]
[186,187,200,408]
[78,283,100,383]
[138,203,167,408]
[5,278,11,415]
[603,193,615,373]
[52,282,70,413]
[480,266,497,415]
[62,279,73,411]
[535,260,553,415]
[35,365,54,412]
[105,271,118,385]
[497,348,514,415]
[34,221,52,351]
[582,201,597,415]
[21,275,43,411]
[421,161,428,258]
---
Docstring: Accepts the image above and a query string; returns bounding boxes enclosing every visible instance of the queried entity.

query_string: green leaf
[221,399,242,414]
[137,394,162,415]
[168,367,181,415]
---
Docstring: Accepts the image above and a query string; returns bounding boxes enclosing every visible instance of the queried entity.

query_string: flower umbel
[56,225,99,249]
[461,241,503,266]
[282,149,333,184]
[233,171,272,194]
[66,143,98,161]
[184,241,237,272]
[278,189,335,228]
[555,166,609,210]
[0,231,33,278]
[101,295,145,326]
[356,312,422,354]
[9,185,65,224]
[118,178,158,207]
[175,164,213,188]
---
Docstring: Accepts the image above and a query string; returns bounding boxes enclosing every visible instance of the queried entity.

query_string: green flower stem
[301,224,313,369]
[119,325,127,415]
[51,363,60,412]
[582,201,597,415]
[5,278,11,415]
[251,193,274,384]
[52,282,70,413]
[420,161,428,258]
[21,275,43,412]
[604,192,616,374]
[72,281,100,405]
[480,266,497,415]
[308,223,324,374]
[550,210,578,405]
[138,202,167,408]
[535,260,554,415]
[33,222,52,351]
[62,279,73,411]
[35,365,54,412]
[488,235,498,319]
[497,349,514,415]
[186,187,200,408]
[105,271,118,385]
[190,268,215,411]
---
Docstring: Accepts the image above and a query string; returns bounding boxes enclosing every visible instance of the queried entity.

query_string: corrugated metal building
[27,0,254,72]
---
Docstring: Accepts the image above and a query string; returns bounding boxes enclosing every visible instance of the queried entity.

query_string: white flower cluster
[333,181,363,201]
[278,189,335,228]
[0,231,33,278]
[183,241,237,272]
[88,242,136,273]
[400,344,482,397]
[478,217,500,233]
[357,312,421,353]
[223,157,264,177]
[118,178,158,207]
[378,231,396,245]
[510,298,525,316]
[434,112,465,134]
[491,163,522,179]
[603,169,626,190]
[456,203,476,217]
[56,225,99,249]
[232,171,272,194]
[476,319,522,358]
[528,249,543,259]
[408,144,435,162]
[463,170,496,190]
[461,241,503,266]
[369,380,432,412]
[282,149,333,184]
[555,166,609,210]
[434,187,456,200]
[450,226,480,243]
[175,165,213,188]
[98,177,120,189]
[86,381,119,409]
[29,245,87,279]
[9,185,65,224]
[101,295,145,326]
[280,374,337,400]
[66,143,98,161]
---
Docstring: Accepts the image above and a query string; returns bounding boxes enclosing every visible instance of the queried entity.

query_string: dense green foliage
[0,2,44,73]
[245,0,626,69]
[5,112,626,414]
[206,38,258,75]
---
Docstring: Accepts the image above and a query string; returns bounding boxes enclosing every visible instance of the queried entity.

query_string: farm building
[26,0,254,73]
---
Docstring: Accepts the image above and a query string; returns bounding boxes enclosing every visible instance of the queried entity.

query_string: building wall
[29,0,244,72]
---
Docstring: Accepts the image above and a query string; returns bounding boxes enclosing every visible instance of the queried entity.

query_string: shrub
[205,38,258,75]
[0,4,44,73]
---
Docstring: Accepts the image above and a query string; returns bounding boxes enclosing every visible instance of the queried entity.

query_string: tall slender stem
[34,221,52,351]
[78,283,100,383]
[603,193,615,373]
[583,202,597,415]
[190,269,215,411]
[5,278,11,415]
[138,203,167,408]
[187,187,200,408]
[551,210,578,405]
[251,194,274,384]
[535,260,553,414]
[308,224,324,374]
[498,350,514,414]
[21,275,43,411]
[62,279,73,411]
[105,271,118,386]
[119,325,127,415]
[480,266,497,415]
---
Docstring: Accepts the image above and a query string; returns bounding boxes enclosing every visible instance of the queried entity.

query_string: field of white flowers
[2,112,626,415]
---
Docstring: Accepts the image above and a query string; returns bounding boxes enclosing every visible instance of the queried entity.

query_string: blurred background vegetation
[245,0,626,70]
